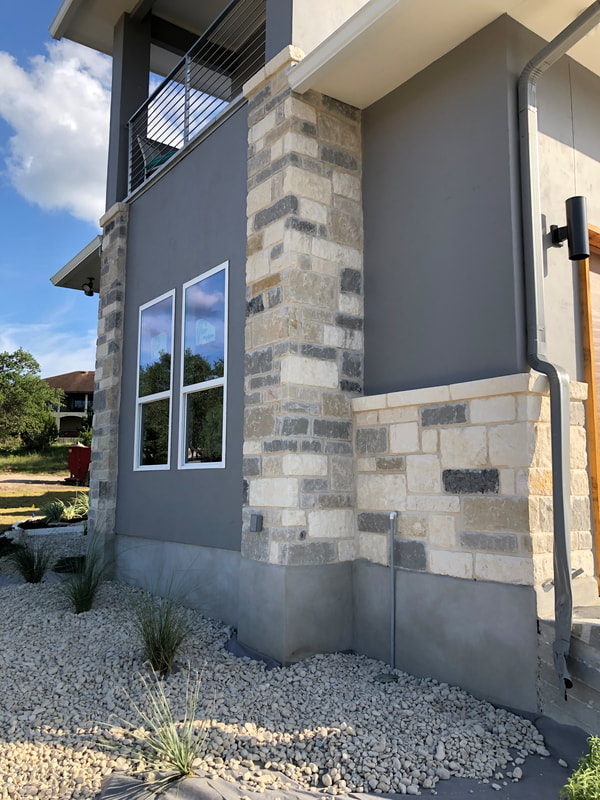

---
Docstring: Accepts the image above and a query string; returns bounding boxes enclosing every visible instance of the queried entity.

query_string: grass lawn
[0,487,89,534]
[0,444,70,475]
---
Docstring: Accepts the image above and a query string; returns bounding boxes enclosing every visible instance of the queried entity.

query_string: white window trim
[134,289,175,471]
[178,261,228,470]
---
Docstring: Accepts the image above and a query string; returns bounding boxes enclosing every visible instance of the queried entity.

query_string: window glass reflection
[140,398,170,466]
[185,386,223,463]
[139,296,173,397]
[183,271,225,387]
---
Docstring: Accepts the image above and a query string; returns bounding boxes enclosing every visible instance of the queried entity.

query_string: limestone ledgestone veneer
[88,202,128,549]
[352,372,594,610]
[242,47,364,567]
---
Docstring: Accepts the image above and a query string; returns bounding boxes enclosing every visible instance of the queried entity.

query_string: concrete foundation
[353,560,539,711]
[237,558,353,664]
[113,535,240,625]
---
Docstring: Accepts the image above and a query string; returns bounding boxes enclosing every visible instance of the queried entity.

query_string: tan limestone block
[250,110,277,143]
[262,219,286,247]
[406,454,441,494]
[570,400,586,426]
[397,514,428,538]
[251,274,281,295]
[530,533,554,554]
[283,96,317,124]
[333,171,361,202]
[499,469,515,495]
[338,539,358,562]
[571,469,590,496]
[526,469,553,496]
[462,496,530,533]
[323,325,363,350]
[569,381,587,400]
[302,321,324,344]
[475,554,533,585]
[284,132,319,158]
[538,497,553,533]
[531,424,552,469]
[282,509,307,526]
[387,385,450,408]
[421,429,438,453]
[308,509,354,539]
[572,548,595,577]
[311,238,362,269]
[355,410,379,426]
[470,395,516,424]
[311,256,340,278]
[284,269,336,307]
[280,355,338,389]
[533,553,554,586]
[282,454,328,476]
[429,549,473,580]
[488,422,533,468]
[356,473,406,511]
[449,373,531,401]
[378,406,418,424]
[244,406,276,439]
[428,515,456,548]
[440,427,487,469]
[357,457,377,472]
[242,440,262,455]
[299,197,329,225]
[570,425,588,469]
[389,422,419,453]
[262,456,282,477]
[251,310,289,347]
[352,394,387,412]
[517,394,550,422]
[247,181,272,216]
[246,250,270,282]
[407,495,459,513]
[249,477,299,508]
[331,456,354,491]
[270,138,284,161]
[358,533,388,565]
[269,541,280,564]
[283,165,332,205]
[338,293,363,317]
[282,228,312,257]
[323,392,352,418]
[317,112,361,151]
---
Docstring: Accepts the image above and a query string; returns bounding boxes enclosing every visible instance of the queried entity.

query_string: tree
[0,349,62,450]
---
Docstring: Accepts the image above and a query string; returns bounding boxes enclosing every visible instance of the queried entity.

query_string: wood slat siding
[580,225,600,593]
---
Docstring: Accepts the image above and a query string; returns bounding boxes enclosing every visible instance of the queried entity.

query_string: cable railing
[128,0,266,192]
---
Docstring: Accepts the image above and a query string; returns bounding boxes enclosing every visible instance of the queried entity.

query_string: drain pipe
[389,512,397,669]
[518,1,600,691]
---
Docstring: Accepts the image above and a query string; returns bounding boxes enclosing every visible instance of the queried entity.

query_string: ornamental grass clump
[134,593,190,678]
[9,537,53,583]
[561,736,600,800]
[62,542,105,613]
[39,498,65,524]
[61,492,89,521]
[104,667,210,795]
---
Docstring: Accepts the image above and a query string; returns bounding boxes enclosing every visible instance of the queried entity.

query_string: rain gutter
[518,0,600,691]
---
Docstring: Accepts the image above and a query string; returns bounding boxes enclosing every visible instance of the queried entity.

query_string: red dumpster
[67,444,91,485]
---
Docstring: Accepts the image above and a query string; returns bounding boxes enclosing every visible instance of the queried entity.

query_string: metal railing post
[183,54,191,147]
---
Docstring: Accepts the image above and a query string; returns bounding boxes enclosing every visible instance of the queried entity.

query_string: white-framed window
[134,289,175,470]
[179,262,228,469]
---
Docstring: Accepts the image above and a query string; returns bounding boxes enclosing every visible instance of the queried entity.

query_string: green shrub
[561,737,600,800]
[62,492,89,521]
[62,544,104,613]
[134,593,190,678]
[78,426,93,447]
[39,498,65,523]
[9,538,53,583]
[21,414,59,452]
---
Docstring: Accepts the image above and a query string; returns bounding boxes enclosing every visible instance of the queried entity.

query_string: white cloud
[0,40,111,227]
[0,319,97,378]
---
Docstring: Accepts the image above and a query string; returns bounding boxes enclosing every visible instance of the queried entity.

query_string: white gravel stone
[0,580,546,799]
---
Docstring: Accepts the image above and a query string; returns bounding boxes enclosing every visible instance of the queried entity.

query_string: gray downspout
[518,1,600,691]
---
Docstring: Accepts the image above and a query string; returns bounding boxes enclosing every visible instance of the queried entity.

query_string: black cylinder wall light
[551,195,590,261]
[565,196,589,261]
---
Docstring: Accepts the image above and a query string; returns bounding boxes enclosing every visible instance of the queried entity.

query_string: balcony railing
[128,0,266,192]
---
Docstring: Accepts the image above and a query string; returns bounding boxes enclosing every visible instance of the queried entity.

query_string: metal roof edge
[50,235,102,288]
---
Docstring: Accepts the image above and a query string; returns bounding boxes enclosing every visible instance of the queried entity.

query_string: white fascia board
[289,0,400,98]
[50,236,102,290]
[50,0,84,40]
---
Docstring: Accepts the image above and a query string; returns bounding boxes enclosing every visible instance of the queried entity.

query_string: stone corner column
[238,47,363,661]
[89,201,129,569]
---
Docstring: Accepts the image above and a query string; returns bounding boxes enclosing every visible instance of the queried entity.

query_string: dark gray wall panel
[116,106,247,551]
[353,560,538,711]
[362,17,527,396]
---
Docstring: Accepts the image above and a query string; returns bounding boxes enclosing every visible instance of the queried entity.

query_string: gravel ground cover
[0,576,550,800]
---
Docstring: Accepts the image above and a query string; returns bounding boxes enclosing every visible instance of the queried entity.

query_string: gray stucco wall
[362,15,600,395]
[115,105,247,551]
[353,561,539,711]
[362,17,527,397]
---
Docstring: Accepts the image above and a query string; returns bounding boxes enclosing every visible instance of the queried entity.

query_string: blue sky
[0,0,111,377]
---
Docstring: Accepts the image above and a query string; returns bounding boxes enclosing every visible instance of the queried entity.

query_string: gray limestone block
[421,402,468,427]
[356,426,387,454]
[443,468,499,494]
[394,539,426,571]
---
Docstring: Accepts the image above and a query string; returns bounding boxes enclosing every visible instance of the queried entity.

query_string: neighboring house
[45,371,94,438]
[50,0,600,731]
